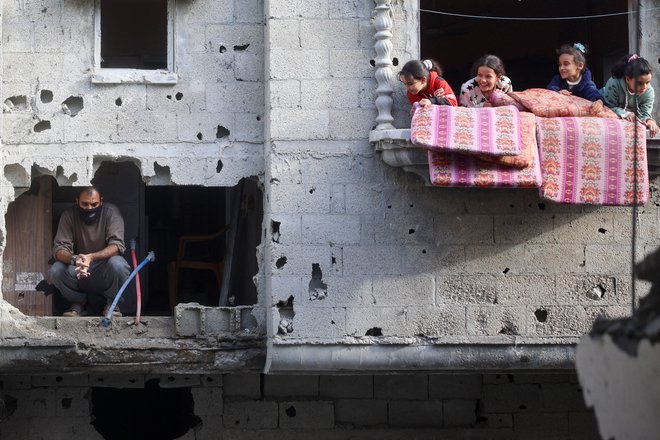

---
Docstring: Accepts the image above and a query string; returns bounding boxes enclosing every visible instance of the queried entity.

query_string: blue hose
[102,252,155,327]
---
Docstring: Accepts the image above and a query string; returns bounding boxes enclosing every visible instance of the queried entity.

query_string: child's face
[400,74,427,95]
[476,66,499,94]
[558,53,583,82]
[625,73,652,94]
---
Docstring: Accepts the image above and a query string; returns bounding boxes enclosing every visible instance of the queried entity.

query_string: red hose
[130,240,142,326]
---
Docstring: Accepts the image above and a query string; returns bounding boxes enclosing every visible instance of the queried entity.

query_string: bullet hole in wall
[589,284,606,299]
[40,90,54,103]
[422,249,427,254]
[219,45,227,53]
[62,96,84,117]
[309,263,328,300]
[115,97,123,106]
[331,256,337,264]
[276,296,294,308]
[256,115,261,121]
[392,57,399,66]
[503,267,510,274]
[537,203,546,210]
[216,125,230,139]
[233,44,249,51]
[175,92,183,101]
[598,228,607,234]
[61,397,73,409]
[4,95,29,111]
[41,7,47,12]
[309,187,315,194]
[216,159,223,173]
[275,256,287,269]
[534,309,548,322]
[369,59,375,67]
[166,95,172,100]
[365,327,383,336]
[498,321,518,335]
[408,228,415,234]
[271,221,281,243]
[285,406,296,417]
[34,120,51,132]
[196,132,203,141]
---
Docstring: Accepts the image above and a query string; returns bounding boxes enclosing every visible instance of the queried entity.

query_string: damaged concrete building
[0,0,658,438]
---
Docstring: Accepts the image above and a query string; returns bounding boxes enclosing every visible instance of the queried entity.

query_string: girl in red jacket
[399,59,458,109]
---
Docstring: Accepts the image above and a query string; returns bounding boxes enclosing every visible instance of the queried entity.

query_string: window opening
[4,164,262,318]
[420,0,629,92]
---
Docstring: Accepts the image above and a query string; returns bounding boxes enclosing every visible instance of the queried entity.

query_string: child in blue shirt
[547,43,603,114]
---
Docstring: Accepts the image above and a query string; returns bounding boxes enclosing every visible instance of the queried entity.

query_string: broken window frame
[91,0,178,85]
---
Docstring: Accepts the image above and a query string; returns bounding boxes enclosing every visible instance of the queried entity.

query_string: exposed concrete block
[429,374,482,399]
[343,184,383,214]
[374,375,427,400]
[405,245,465,275]
[335,399,387,426]
[269,0,330,19]
[300,20,359,49]
[6,389,57,418]
[191,387,223,416]
[375,214,435,245]
[514,413,569,440]
[554,275,618,305]
[525,244,586,275]
[147,374,202,388]
[3,19,33,52]
[89,374,145,388]
[388,400,443,428]
[263,375,319,397]
[204,308,232,335]
[435,215,494,245]
[302,214,361,245]
[614,211,660,243]
[443,399,477,427]
[568,411,601,440]
[31,374,88,388]
[328,49,374,79]
[330,184,346,214]
[222,373,261,398]
[2,53,37,83]
[223,401,279,429]
[541,383,589,412]
[55,387,90,417]
[299,276,371,307]
[345,306,408,337]
[342,245,403,275]
[288,306,346,338]
[371,274,434,306]
[270,49,330,80]
[359,78,377,109]
[175,305,203,336]
[301,79,361,111]
[176,111,235,143]
[495,275,557,305]
[464,245,527,275]
[207,82,265,113]
[329,0,373,19]
[235,0,264,23]
[295,153,384,185]
[270,183,331,213]
[532,306,591,337]
[270,109,330,140]
[115,111,178,142]
[271,275,304,304]
[436,275,499,305]
[482,383,542,412]
[319,375,373,399]
[329,109,377,140]
[268,20,301,49]
[551,213,615,245]
[0,419,30,440]
[484,413,513,428]
[200,375,223,387]
[407,305,467,337]
[270,79,301,109]
[233,112,264,143]
[584,244,634,275]
[270,215,303,244]
[62,112,118,142]
[178,0,234,23]
[278,401,335,429]
[235,53,264,82]
[513,373,574,384]
[493,214,556,244]
[176,52,237,83]
[1,376,31,390]
[270,244,333,276]
[466,306,533,337]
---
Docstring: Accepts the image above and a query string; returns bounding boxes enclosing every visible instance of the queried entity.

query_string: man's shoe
[62,303,86,317]
[102,304,122,318]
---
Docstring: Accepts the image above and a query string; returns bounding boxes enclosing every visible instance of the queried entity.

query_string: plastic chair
[168,225,229,313]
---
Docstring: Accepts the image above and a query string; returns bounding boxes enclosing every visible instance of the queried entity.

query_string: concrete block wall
[0,372,600,439]
[265,0,660,342]
[0,0,264,189]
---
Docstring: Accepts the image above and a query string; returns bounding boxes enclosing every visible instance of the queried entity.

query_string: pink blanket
[411,104,523,157]
[536,117,648,205]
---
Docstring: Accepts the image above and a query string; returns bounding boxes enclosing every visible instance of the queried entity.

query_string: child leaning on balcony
[547,43,604,116]
[600,54,659,137]
[459,54,512,108]
[398,59,458,110]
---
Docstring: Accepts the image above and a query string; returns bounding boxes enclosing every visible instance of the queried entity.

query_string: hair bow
[422,59,433,71]
[573,43,586,53]
[628,54,640,63]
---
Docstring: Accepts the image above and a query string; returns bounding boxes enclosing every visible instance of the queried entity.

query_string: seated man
[49,186,131,317]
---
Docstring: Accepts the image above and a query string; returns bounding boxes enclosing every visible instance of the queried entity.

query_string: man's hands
[74,254,93,279]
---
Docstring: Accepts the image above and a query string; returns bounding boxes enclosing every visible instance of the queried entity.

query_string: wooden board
[2,177,53,316]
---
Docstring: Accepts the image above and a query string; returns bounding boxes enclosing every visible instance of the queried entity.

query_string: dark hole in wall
[216,125,230,139]
[62,96,84,117]
[115,98,123,106]
[101,0,167,69]
[365,327,383,336]
[276,256,287,269]
[216,160,223,173]
[91,380,201,440]
[33,120,51,132]
[40,90,54,103]
[233,44,250,51]
[534,309,548,322]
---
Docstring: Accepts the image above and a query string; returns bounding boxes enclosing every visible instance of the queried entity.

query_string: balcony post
[373,0,395,130]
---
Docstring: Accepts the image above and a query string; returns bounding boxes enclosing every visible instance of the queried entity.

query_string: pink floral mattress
[536,117,648,205]
[411,104,523,157]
